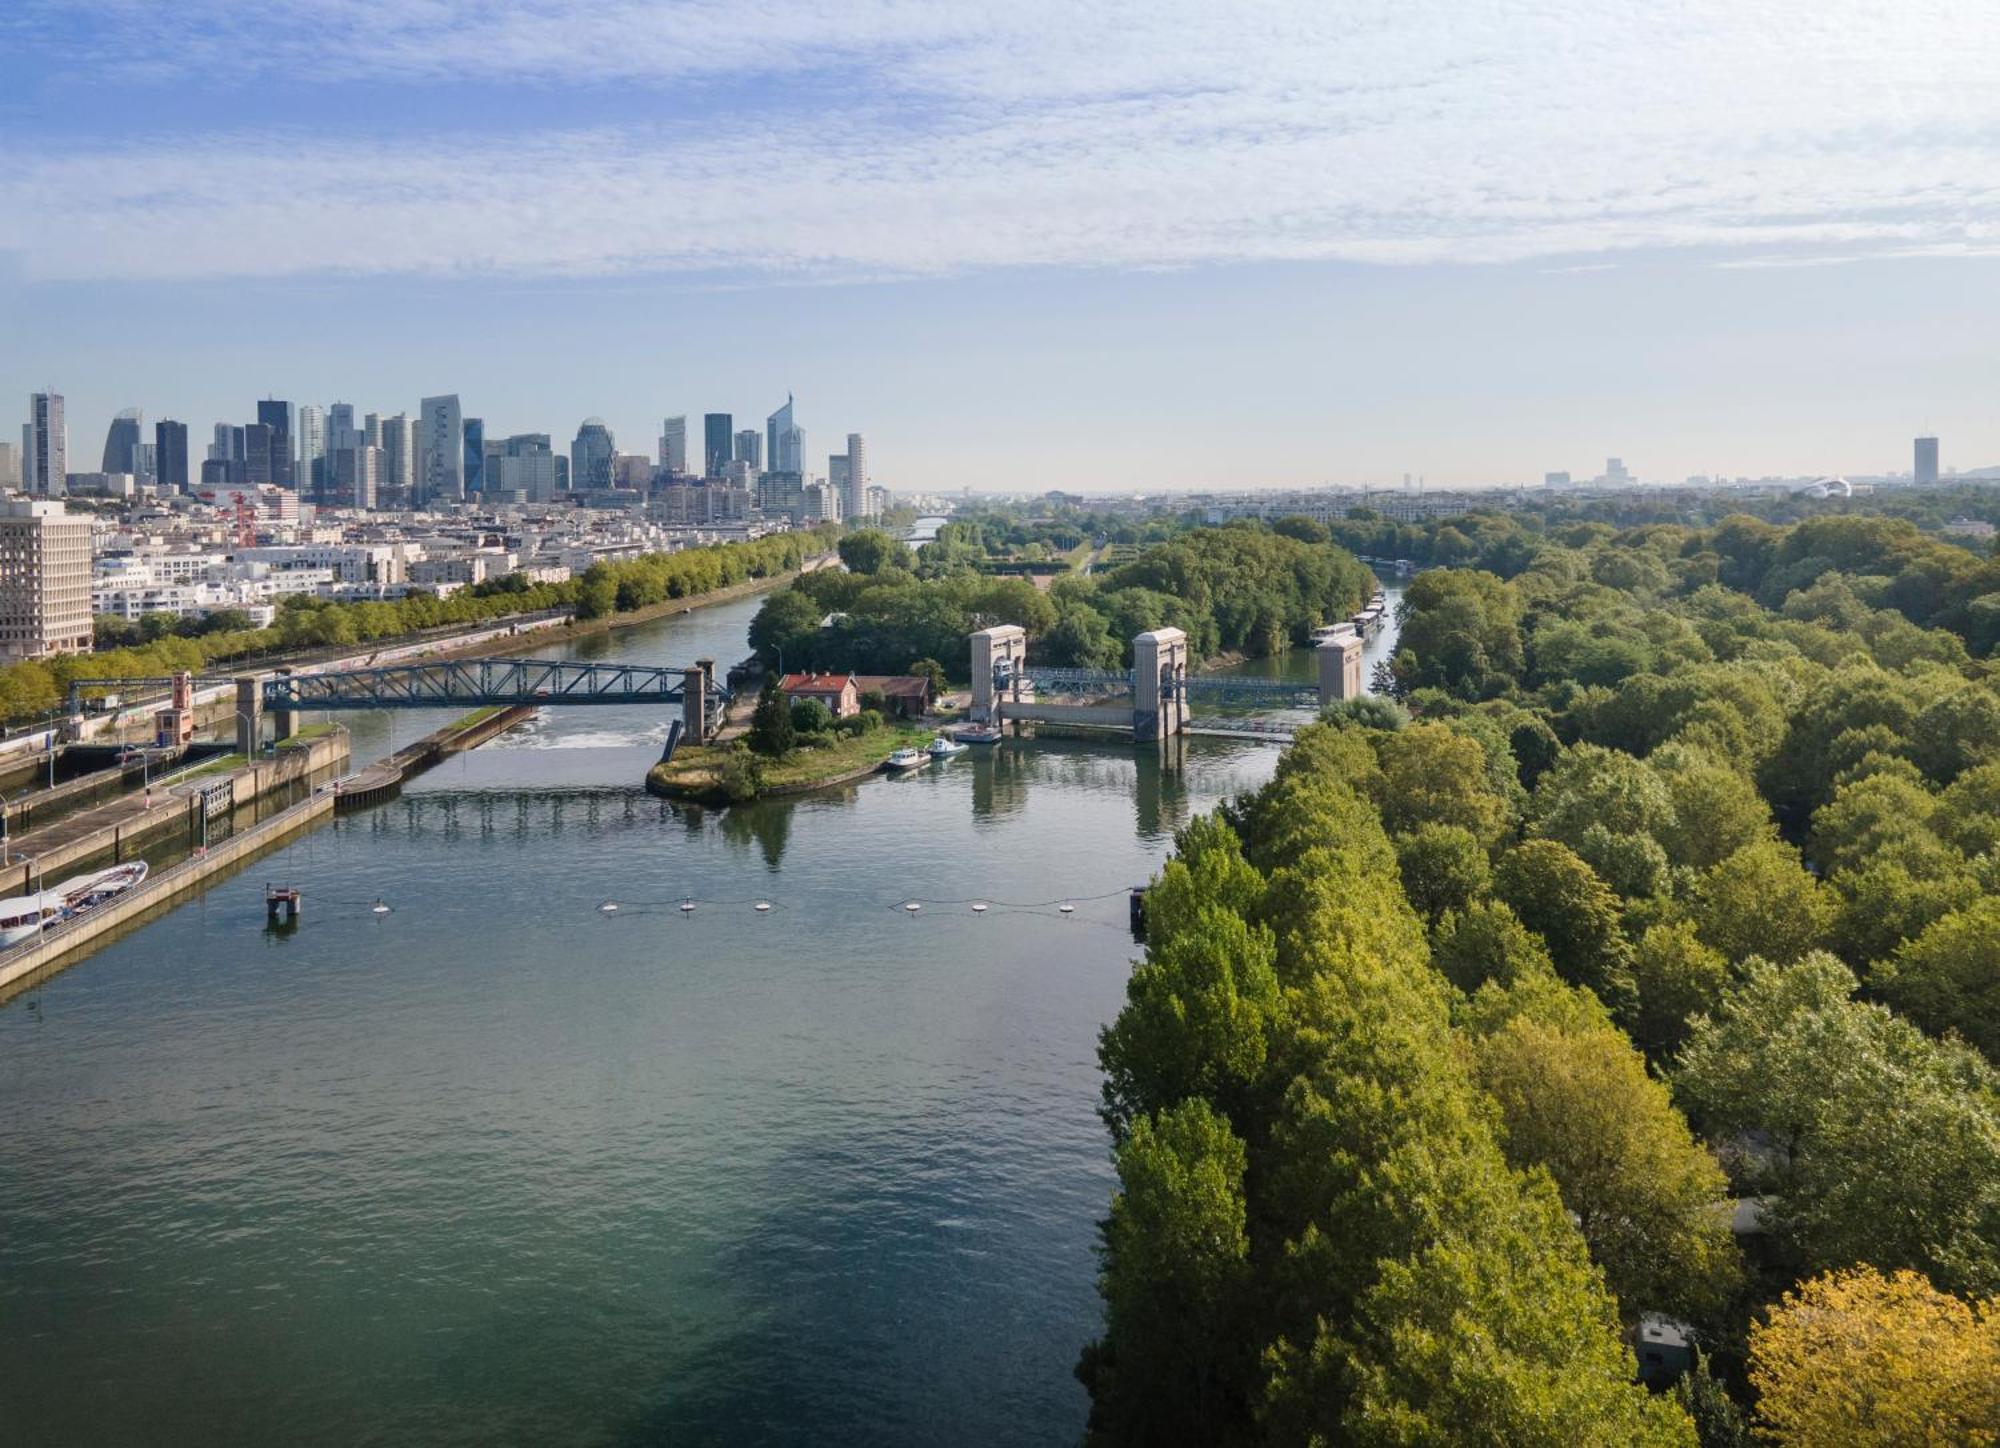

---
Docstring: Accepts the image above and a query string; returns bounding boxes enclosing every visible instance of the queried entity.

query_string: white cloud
[4,0,1999,280]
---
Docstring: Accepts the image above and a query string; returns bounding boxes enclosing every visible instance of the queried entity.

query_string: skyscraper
[101,407,143,474]
[659,416,687,473]
[23,391,66,495]
[257,399,294,488]
[0,442,19,490]
[379,414,415,498]
[297,404,326,495]
[464,417,485,495]
[844,432,868,520]
[766,394,804,474]
[242,422,276,484]
[1915,436,1940,485]
[571,418,616,491]
[703,413,733,478]
[155,419,190,492]
[828,453,851,519]
[735,429,762,471]
[419,395,464,503]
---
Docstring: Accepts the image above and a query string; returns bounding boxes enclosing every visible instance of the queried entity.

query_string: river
[0,587,1313,1447]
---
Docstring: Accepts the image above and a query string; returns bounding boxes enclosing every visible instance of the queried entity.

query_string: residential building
[1916,436,1940,485]
[420,395,465,503]
[571,418,616,491]
[0,498,92,660]
[779,671,860,718]
[844,432,868,520]
[659,415,687,473]
[23,391,67,495]
[703,413,733,477]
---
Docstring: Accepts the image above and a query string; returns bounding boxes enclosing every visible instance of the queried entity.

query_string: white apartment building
[0,498,93,659]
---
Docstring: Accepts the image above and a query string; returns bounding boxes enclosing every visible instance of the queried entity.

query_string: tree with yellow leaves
[1749,1266,2000,1445]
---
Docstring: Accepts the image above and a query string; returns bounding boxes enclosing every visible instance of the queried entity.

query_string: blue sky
[3,1,1997,490]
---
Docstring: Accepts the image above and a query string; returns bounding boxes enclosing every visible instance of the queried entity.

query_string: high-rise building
[844,433,868,520]
[493,433,559,501]
[571,418,616,491]
[257,399,294,488]
[328,403,358,449]
[297,404,326,495]
[131,443,156,487]
[363,412,382,449]
[735,429,762,471]
[0,442,19,490]
[1915,436,1940,485]
[378,414,414,498]
[101,407,143,473]
[463,417,485,495]
[209,422,232,464]
[23,392,67,496]
[242,422,276,485]
[703,414,733,478]
[0,498,92,660]
[766,394,804,475]
[659,416,687,473]
[329,445,381,509]
[420,395,464,503]
[155,419,190,492]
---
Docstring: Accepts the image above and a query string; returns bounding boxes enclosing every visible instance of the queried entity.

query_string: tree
[789,697,834,735]
[1371,721,1513,846]
[1628,922,1728,1063]
[1650,748,1773,871]
[1748,1267,2000,1446]
[1394,823,1490,923]
[1463,975,1739,1320]
[746,674,795,757]
[1673,1352,1750,1448]
[1877,897,2000,1060]
[1493,840,1634,1013]
[1676,953,2000,1295]
[1078,1101,1253,1447]
[908,656,948,695]
[1690,840,1832,966]
[837,528,909,576]
[1271,514,1329,544]
[1432,900,1555,995]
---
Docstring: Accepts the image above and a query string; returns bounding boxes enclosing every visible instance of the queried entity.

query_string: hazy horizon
[5,1,1997,490]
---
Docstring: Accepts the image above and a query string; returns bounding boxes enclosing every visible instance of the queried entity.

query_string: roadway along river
[0,589,1315,1447]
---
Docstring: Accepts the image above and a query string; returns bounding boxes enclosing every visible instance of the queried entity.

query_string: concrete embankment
[334,705,537,811]
[0,790,336,1000]
[0,729,349,896]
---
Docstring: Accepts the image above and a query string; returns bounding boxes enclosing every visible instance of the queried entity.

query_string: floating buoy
[599,902,619,913]
[754,902,772,912]
[971,902,989,914]
[679,900,696,913]
[904,902,921,913]
[371,900,391,915]
[1059,903,1076,914]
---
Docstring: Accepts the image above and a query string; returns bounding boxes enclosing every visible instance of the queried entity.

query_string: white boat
[926,736,969,759]
[882,747,927,771]
[0,861,149,949]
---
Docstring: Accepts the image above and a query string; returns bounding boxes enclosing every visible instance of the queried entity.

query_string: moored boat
[0,861,149,949]
[926,736,969,759]
[882,747,927,771]
[952,724,1004,745]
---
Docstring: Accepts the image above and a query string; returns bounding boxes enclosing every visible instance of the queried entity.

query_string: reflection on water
[0,588,1288,1448]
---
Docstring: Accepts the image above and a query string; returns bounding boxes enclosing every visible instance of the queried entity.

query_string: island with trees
[1081,505,2000,1445]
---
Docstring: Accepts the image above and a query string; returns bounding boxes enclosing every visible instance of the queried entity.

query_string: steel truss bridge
[262,658,729,713]
[1005,664,1321,710]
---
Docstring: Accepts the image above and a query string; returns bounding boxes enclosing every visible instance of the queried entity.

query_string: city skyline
[4,3,1999,486]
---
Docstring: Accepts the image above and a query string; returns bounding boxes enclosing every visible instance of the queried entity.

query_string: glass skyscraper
[703,413,733,478]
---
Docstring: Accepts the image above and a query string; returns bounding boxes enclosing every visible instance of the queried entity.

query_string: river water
[0,589,1318,1447]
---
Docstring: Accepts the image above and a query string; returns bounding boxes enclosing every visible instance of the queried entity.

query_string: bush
[855,708,885,733]
[790,698,835,734]
[718,747,764,802]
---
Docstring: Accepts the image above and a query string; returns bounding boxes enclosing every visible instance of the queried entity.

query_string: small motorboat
[952,724,1003,745]
[882,747,927,771]
[926,736,969,759]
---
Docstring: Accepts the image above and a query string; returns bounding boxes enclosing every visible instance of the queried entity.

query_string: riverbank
[645,719,935,806]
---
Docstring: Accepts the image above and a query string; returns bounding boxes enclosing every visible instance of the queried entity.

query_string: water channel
[0,578,1399,1447]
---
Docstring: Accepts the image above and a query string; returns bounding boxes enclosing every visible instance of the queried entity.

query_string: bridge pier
[1317,629,1364,705]
[683,660,712,742]
[270,668,296,742]
[970,625,1027,724]
[234,677,263,756]
[1133,628,1188,742]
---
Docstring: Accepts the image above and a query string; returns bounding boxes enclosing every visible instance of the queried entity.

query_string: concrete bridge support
[235,677,263,756]
[1317,630,1364,705]
[270,668,297,742]
[1134,628,1189,742]
[970,625,1027,724]
[683,659,714,741]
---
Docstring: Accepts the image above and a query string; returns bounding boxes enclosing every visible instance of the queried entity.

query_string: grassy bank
[646,720,936,805]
